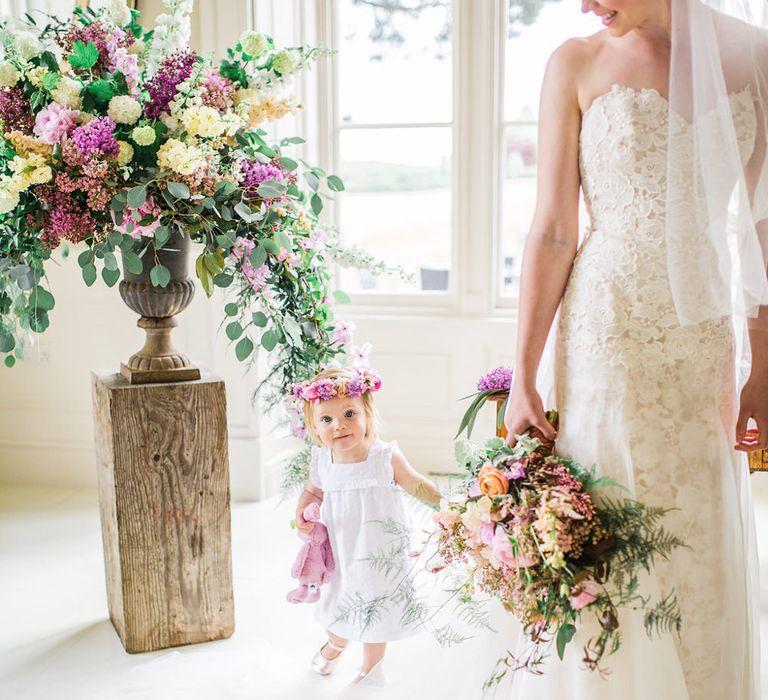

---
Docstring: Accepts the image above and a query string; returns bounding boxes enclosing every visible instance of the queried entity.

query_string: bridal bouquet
[434,416,686,684]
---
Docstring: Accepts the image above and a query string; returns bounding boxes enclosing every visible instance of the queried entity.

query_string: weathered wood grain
[92,370,234,653]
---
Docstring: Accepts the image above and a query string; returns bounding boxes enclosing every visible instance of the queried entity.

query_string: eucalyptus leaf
[333,290,351,304]
[311,193,323,216]
[122,250,143,275]
[226,321,243,340]
[327,175,345,192]
[102,267,120,287]
[252,311,268,327]
[224,302,239,317]
[150,264,171,288]
[82,263,97,287]
[167,181,191,199]
[249,244,267,268]
[127,185,147,209]
[235,336,254,361]
[303,171,320,191]
[261,329,277,352]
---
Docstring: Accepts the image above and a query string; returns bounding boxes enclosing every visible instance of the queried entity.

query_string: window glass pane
[337,0,452,124]
[500,1,596,297]
[337,127,452,293]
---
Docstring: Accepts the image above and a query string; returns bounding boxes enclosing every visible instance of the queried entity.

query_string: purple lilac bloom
[144,50,197,119]
[476,366,514,392]
[0,87,33,133]
[71,117,119,157]
[346,377,366,398]
[239,159,287,198]
[315,379,336,401]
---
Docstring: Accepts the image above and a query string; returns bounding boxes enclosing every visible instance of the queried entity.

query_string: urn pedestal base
[91,369,234,653]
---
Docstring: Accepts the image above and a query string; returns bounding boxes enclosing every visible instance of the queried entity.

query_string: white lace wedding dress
[511,84,761,699]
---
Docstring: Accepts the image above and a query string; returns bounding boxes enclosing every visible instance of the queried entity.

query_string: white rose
[240,31,268,58]
[0,188,19,213]
[108,95,142,125]
[15,31,41,60]
[0,61,20,88]
[271,49,299,76]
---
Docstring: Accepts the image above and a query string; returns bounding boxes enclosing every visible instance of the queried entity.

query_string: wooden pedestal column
[91,370,235,653]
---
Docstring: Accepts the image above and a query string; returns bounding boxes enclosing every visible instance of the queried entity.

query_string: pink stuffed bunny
[287,502,335,604]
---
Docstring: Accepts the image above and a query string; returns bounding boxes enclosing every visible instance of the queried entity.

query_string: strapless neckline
[580,82,754,130]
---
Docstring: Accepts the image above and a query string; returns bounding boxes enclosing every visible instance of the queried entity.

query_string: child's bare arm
[296,484,323,533]
[392,450,441,509]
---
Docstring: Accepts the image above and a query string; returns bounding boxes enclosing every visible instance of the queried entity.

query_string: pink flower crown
[289,369,383,404]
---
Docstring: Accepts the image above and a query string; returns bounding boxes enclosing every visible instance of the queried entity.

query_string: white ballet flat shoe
[310,639,347,676]
[351,660,385,688]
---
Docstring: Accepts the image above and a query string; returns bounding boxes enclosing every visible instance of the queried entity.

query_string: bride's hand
[503,383,557,448]
[735,374,768,452]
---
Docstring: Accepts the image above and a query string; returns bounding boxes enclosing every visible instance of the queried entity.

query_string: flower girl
[292,367,440,686]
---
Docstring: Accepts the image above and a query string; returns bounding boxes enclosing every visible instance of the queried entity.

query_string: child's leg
[359,642,386,674]
[321,629,348,660]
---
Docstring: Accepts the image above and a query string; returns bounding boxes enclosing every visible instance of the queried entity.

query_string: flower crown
[289,369,382,404]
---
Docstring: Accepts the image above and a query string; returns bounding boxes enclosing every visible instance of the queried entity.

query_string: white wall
[0,0,521,498]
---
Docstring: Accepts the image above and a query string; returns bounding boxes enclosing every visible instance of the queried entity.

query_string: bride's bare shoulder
[544,33,606,106]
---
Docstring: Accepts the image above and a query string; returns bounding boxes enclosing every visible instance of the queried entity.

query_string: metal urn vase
[119,230,201,384]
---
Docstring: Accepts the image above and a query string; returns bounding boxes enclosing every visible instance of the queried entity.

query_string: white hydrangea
[106,0,133,27]
[131,125,156,146]
[117,141,134,166]
[272,49,299,76]
[157,138,204,175]
[108,95,142,125]
[0,61,19,88]
[0,187,19,214]
[51,76,83,110]
[240,31,268,58]
[14,31,41,60]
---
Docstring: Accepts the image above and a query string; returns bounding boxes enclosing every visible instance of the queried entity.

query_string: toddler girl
[292,367,440,686]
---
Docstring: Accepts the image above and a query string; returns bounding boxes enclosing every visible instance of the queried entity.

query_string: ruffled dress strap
[308,445,324,490]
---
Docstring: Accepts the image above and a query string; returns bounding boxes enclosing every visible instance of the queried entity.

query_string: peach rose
[478,463,510,497]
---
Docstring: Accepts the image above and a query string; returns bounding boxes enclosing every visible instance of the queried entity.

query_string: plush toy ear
[304,501,321,522]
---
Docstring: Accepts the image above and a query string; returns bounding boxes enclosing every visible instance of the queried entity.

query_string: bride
[503,0,767,697]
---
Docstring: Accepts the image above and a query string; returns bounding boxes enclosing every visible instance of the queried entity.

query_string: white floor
[1,480,767,700]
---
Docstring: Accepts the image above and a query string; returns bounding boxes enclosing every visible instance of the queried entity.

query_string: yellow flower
[157,138,204,176]
[117,141,134,166]
[26,66,48,88]
[181,105,224,138]
[30,166,52,185]
[234,87,258,106]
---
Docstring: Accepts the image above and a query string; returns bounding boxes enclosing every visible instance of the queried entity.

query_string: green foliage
[67,40,99,70]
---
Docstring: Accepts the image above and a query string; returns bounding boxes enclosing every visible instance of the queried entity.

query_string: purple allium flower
[477,366,514,392]
[346,377,366,398]
[238,159,287,198]
[144,50,197,119]
[0,87,33,133]
[71,117,119,156]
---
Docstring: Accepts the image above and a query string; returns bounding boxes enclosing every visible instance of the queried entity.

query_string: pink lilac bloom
[346,377,366,398]
[0,87,33,133]
[113,197,162,239]
[202,70,234,110]
[242,262,270,292]
[38,186,97,246]
[276,247,299,267]
[331,319,356,346]
[477,366,514,392]
[110,48,140,96]
[145,50,197,119]
[63,21,134,76]
[229,236,255,263]
[72,117,119,157]
[297,230,324,251]
[33,102,80,145]
[238,159,287,198]
[315,379,336,402]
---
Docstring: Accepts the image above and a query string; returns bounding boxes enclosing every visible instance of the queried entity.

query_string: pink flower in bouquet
[243,262,271,292]
[331,319,355,346]
[435,507,459,530]
[113,197,162,239]
[492,525,538,569]
[33,102,80,145]
[569,580,602,610]
[479,522,496,545]
[230,236,255,263]
[303,383,320,403]
[477,366,514,392]
[504,461,526,480]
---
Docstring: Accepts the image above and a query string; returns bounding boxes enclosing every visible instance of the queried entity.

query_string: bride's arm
[504,40,584,446]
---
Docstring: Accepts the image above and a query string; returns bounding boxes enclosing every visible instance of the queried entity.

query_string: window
[329,0,453,295]
[499,0,595,298]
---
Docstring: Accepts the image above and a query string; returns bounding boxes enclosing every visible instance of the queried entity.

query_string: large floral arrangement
[0,0,403,408]
[431,421,686,685]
